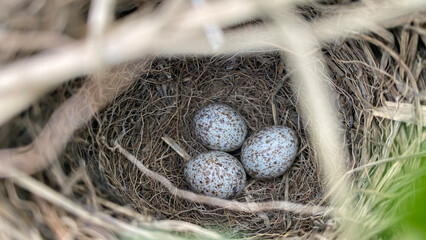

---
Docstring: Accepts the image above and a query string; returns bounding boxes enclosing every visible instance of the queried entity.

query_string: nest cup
[73,55,323,238]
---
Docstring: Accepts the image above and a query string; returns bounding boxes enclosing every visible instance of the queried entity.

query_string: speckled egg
[193,104,247,152]
[184,151,246,199]
[241,126,298,179]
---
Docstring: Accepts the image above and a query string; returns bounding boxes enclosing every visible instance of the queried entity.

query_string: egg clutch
[184,103,299,199]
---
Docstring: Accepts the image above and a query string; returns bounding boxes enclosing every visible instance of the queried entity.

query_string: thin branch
[98,198,221,239]
[347,150,426,174]
[87,0,116,37]
[312,0,426,42]
[372,101,426,126]
[11,171,191,240]
[360,35,418,93]
[1,0,424,125]
[113,141,330,216]
[0,26,277,125]
[0,0,300,95]
[0,30,74,52]
[0,61,148,177]
[161,136,192,162]
[273,9,359,236]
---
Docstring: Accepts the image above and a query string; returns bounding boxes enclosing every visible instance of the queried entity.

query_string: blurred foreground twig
[12,170,222,240]
[0,60,149,177]
[0,0,424,125]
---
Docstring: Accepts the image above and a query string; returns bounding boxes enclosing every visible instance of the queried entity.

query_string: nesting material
[74,54,323,238]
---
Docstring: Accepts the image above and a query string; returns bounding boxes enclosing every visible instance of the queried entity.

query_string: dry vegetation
[0,0,425,239]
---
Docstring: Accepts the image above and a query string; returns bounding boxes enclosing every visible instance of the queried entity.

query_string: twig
[87,0,116,37]
[0,26,277,125]
[13,171,220,239]
[1,0,424,125]
[161,136,192,162]
[347,150,426,174]
[271,98,280,126]
[98,197,153,222]
[149,220,222,239]
[372,101,426,126]
[0,30,74,52]
[0,215,36,240]
[360,35,418,93]
[98,198,221,239]
[0,60,148,177]
[270,75,287,126]
[11,171,153,239]
[191,0,224,51]
[312,0,426,42]
[113,141,330,216]
[273,9,357,235]
[0,0,301,125]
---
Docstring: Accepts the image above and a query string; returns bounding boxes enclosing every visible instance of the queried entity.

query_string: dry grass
[0,0,425,239]
[71,54,327,238]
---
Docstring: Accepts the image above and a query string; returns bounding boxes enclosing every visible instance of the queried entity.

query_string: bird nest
[0,0,425,239]
[69,54,324,238]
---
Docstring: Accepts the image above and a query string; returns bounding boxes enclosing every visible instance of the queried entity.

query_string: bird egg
[193,104,247,152]
[184,151,246,199]
[241,126,298,179]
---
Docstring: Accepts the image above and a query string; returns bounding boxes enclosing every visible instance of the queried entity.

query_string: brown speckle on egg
[193,104,247,152]
[184,151,247,199]
[241,126,299,179]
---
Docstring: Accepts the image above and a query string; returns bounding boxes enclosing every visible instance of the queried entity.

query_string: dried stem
[114,141,330,216]
[161,136,192,162]
[11,171,219,240]
[1,0,424,125]
[0,60,149,177]
[274,9,358,237]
